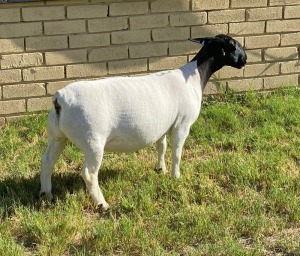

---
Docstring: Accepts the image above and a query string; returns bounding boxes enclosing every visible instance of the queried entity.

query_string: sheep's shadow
[0,167,120,218]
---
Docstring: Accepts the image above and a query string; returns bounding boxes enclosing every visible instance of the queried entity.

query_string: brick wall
[0,0,300,125]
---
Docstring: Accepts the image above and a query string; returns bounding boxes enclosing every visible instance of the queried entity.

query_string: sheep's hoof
[39,192,54,201]
[155,167,166,174]
[97,203,109,215]
[39,192,46,197]
[172,173,181,179]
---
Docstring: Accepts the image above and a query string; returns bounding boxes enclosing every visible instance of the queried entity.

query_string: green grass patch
[1,88,300,255]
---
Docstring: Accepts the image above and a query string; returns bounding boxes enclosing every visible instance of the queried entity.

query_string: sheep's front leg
[171,127,189,178]
[40,138,67,199]
[81,148,109,211]
[156,134,167,174]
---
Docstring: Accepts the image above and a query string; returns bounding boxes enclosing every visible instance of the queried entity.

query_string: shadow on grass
[0,167,120,219]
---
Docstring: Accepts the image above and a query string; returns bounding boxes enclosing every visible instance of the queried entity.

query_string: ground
[0,87,299,255]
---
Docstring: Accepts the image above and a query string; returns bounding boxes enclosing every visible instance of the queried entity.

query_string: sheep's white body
[43,61,202,210]
[53,61,201,153]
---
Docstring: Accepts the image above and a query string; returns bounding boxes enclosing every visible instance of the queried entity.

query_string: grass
[0,87,300,255]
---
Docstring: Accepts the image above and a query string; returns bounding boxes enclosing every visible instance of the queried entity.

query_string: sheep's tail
[53,98,61,116]
[47,92,65,139]
[52,91,63,118]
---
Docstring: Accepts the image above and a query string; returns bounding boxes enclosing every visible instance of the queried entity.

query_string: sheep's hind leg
[155,134,167,174]
[40,138,67,199]
[81,146,109,211]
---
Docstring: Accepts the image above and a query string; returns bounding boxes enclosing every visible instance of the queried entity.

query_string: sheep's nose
[239,55,247,65]
[236,55,247,69]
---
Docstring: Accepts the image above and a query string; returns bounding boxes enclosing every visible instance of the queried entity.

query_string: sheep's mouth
[237,61,247,69]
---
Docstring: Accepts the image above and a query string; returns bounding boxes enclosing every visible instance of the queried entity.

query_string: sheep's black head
[190,34,247,69]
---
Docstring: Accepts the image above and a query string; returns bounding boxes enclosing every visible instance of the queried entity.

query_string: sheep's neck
[192,51,224,90]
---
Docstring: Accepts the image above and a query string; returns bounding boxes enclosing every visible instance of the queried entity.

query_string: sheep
[40,34,247,210]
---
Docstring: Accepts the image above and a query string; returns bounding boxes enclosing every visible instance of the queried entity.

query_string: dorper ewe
[40,34,247,210]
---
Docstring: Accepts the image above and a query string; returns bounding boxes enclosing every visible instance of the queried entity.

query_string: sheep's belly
[104,134,158,153]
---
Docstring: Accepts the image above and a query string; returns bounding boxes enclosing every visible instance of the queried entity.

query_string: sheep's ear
[189,36,236,53]
[188,37,211,45]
